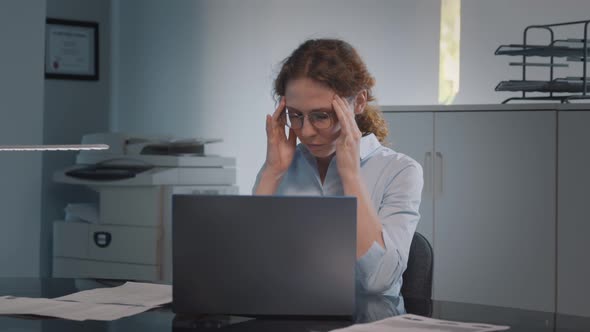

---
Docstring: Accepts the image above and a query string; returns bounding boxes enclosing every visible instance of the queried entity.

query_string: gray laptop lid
[172,195,357,317]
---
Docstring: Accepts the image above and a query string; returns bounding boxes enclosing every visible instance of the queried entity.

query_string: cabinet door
[557,111,590,317]
[383,112,434,244]
[434,111,556,312]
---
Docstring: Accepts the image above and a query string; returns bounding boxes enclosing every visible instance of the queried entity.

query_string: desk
[0,278,588,331]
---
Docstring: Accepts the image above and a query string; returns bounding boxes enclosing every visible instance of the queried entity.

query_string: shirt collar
[360,133,381,160]
[299,133,382,162]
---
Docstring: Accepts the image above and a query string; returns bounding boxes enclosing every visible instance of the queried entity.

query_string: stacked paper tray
[495,44,590,58]
[495,80,588,93]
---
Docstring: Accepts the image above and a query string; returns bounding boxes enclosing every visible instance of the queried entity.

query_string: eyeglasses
[282,109,336,130]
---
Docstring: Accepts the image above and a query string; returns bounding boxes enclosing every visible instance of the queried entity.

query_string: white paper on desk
[0,296,152,321]
[54,281,172,307]
[330,314,510,332]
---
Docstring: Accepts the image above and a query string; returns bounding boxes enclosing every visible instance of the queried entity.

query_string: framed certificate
[45,18,99,81]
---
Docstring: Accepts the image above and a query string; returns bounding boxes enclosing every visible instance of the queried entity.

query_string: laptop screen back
[172,195,357,317]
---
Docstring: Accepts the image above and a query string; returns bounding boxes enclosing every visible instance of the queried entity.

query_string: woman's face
[284,77,343,159]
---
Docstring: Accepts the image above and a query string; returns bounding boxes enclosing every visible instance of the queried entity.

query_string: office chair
[401,232,434,316]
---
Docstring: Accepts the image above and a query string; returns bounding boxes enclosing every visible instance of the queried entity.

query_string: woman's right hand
[263,97,297,178]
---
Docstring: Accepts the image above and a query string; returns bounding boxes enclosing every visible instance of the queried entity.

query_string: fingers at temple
[333,96,351,134]
[271,97,286,124]
[288,128,297,146]
[266,114,273,135]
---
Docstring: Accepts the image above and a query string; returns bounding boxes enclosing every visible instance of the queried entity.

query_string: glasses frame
[281,109,336,130]
[280,95,356,130]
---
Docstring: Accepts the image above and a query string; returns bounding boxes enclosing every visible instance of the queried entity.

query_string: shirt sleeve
[356,161,424,294]
[251,164,265,194]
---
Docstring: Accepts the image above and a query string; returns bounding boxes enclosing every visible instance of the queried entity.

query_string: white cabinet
[557,111,590,317]
[384,112,434,243]
[434,111,556,312]
[384,110,556,312]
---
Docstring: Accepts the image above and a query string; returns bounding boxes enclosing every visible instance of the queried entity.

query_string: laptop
[172,195,357,318]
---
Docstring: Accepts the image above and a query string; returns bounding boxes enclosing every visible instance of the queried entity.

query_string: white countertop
[380,103,590,112]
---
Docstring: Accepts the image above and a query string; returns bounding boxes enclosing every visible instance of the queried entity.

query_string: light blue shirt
[253,133,423,296]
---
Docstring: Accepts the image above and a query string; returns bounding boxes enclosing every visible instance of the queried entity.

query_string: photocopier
[52,133,238,282]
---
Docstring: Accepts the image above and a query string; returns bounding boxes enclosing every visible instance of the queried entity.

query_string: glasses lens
[284,109,333,129]
[309,112,332,129]
[285,110,303,129]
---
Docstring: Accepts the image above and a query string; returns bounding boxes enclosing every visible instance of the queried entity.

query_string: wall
[41,0,111,276]
[111,0,440,194]
[0,0,46,277]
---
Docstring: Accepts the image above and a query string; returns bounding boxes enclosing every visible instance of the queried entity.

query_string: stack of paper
[0,282,171,321]
[330,314,510,332]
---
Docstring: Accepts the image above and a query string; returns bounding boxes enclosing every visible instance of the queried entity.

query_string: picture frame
[45,18,99,81]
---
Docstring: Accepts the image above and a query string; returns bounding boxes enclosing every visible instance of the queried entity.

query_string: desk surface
[0,278,588,331]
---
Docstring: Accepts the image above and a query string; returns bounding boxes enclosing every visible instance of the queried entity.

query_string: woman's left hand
[332,95,362,181]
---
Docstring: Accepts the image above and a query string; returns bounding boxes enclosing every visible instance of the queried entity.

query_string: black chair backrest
[401,232,433,300]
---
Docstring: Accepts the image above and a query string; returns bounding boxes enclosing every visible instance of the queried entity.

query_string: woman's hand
[332,95,362,181]
[263,97,297,178]
[333,95,385,256]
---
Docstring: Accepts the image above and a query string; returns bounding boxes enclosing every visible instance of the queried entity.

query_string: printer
[52,132,238,282]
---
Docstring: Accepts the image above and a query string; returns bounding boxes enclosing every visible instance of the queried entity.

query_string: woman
[253,38,423,296]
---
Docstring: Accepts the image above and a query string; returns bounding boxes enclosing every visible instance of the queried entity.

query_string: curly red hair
[273,39,388,142]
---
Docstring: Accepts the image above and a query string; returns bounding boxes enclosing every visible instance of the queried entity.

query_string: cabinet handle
[435,152,443,197]
[424,152,432,194]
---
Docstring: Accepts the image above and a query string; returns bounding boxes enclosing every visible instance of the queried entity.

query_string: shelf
[509,62,569,67]
[496,80,589,93]
[495,44,590,58]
